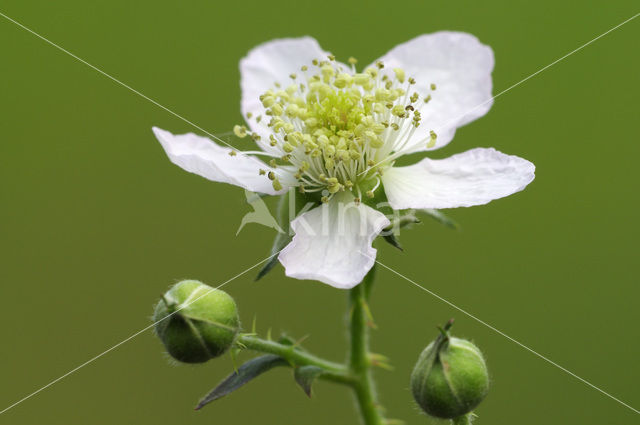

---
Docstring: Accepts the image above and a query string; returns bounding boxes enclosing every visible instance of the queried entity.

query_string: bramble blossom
[153,33,535,289]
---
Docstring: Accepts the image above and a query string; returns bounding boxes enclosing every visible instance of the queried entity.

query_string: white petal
[372,32,494,153]
[278,193,390,289]
[240,37,336,153]
[382,148,535,209]
[152,127,293,195]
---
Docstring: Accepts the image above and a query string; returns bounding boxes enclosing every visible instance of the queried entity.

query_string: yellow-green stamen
[236,56,438,200]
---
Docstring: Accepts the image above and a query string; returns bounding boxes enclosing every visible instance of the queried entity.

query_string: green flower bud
[153,280,240,364]
[410,320,489,420]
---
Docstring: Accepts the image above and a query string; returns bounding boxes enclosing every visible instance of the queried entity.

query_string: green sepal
[255,228,291,281]
[419,209,459,230]
[293,365,325,397]
[254,251,284,281]
[256,190,316,281]
[256,195,291,281]
[195,355,288,410]
[380,210,421,251]
[382,233,403,251]
[394,211,421,229]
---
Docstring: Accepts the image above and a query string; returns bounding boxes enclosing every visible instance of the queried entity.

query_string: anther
[427,130,437,148]
[233,125,248,138]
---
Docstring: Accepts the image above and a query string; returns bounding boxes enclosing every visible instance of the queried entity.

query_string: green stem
[237,334,353,385]
[236,266,387,425]
[349,268,385,425]
[452,413,474,425]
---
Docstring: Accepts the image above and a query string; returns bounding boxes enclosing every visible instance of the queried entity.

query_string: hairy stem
[236,266,388,424]
[237,334,353,385]
[452,413,475,425]
[349,268,385,425]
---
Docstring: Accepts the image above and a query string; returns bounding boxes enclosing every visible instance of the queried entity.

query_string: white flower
[153,32,535,289]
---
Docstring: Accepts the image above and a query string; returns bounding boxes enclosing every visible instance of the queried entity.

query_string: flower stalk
[348,267,386,425]
[236,334,353,385]
[234,266,386,425]
[452,413,475,425]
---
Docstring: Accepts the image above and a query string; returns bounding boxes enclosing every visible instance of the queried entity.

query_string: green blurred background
[1,1,638,424]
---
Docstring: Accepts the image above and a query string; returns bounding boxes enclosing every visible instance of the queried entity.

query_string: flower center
[236,56,437,203]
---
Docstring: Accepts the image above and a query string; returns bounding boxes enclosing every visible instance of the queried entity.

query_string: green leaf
[420,209,459,230]
[195,355,288,410]
[294,366,325,397]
